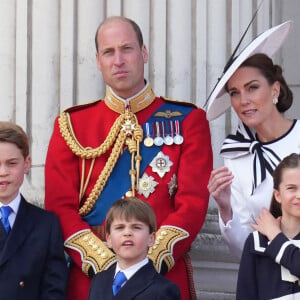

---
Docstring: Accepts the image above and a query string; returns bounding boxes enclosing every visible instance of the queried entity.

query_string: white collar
[115,257,149,280]
[0,193,21,214]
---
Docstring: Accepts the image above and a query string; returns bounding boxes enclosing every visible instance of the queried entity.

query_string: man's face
[96,19,148,99]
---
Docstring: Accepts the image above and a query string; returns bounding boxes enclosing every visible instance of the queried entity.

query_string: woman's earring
[272,98,278,105]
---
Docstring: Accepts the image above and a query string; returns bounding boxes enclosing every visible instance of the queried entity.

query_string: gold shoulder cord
[58,109,143,216]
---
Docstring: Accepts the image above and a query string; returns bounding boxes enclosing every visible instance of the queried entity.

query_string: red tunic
[45,95,212,300]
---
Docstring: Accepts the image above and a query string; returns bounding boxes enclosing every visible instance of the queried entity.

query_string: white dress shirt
[114,257,149,283]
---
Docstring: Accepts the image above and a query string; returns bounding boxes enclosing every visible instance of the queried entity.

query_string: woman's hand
[207,166,234,223]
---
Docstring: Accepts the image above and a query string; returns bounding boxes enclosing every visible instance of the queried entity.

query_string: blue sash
[83,102,194,225]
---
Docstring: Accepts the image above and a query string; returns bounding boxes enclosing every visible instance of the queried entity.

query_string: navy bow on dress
[220,122,281,194]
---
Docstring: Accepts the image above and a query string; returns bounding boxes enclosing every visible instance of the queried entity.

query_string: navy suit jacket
[88,261,181,300]
[0,195,68,300]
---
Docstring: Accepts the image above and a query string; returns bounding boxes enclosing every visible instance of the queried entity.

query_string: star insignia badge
[137,173,158,198]
[121,120,136,135]
[150,151,173,178]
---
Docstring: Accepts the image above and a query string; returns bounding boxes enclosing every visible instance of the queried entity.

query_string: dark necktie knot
[1,206,12,234]
[112,271,127,295]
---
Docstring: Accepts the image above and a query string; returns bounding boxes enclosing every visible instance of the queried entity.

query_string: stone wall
[191,208,239,299]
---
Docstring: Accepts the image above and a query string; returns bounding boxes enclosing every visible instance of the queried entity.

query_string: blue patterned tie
[112,271,127,295]
[0,206,12,234]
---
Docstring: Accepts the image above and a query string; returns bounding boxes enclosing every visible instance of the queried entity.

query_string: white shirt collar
[115,257,149,280]
[0,192,21,214]
[0,193,21,228]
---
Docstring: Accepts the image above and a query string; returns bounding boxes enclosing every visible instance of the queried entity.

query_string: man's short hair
[95,16,144,52]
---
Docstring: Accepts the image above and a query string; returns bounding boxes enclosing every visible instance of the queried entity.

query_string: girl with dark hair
[236,153,300,299]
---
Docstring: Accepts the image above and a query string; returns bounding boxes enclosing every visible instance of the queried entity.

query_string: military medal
[143,122,154,147]
[144,137,154,147]
[174,134,183,145]
[173,120,184,145]
[154,137,164,146]
[137,173,158,198]
[121,119,136,135]
[168,174,178,198]
[164,135,173,145]
[163,121,173,145]
[150,151,173,178]
[154,121,164,146]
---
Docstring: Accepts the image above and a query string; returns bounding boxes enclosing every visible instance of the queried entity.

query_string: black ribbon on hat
[203,0,264,108]
[220,122,281,194]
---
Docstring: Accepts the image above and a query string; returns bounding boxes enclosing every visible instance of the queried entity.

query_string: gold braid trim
[126,114,143,195]
[59,111,126,159]
[58,110,143,216]
[148,225,189,273]
[79,128,126,216]
[65,229,116,274]
[79,157,95,202]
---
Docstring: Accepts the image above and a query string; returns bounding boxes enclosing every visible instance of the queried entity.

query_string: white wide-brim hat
[206,20,293,121]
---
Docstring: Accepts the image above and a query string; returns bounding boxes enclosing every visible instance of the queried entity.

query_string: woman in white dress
[206,21,300,258]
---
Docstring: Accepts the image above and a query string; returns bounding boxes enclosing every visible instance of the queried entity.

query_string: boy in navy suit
[0,121,68,300]
[88,197,181,299]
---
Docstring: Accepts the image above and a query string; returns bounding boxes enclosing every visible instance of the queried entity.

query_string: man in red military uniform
[45,16,212,300]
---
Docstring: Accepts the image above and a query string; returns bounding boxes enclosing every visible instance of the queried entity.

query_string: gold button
[19,281,25,287]
[125,191,133,197]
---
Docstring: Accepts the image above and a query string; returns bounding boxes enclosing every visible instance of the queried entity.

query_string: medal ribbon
[169,120,174,137]
[162,121,166,138]
[145,122,151,137]
[175,120,180,135]
[155,122,161,138]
